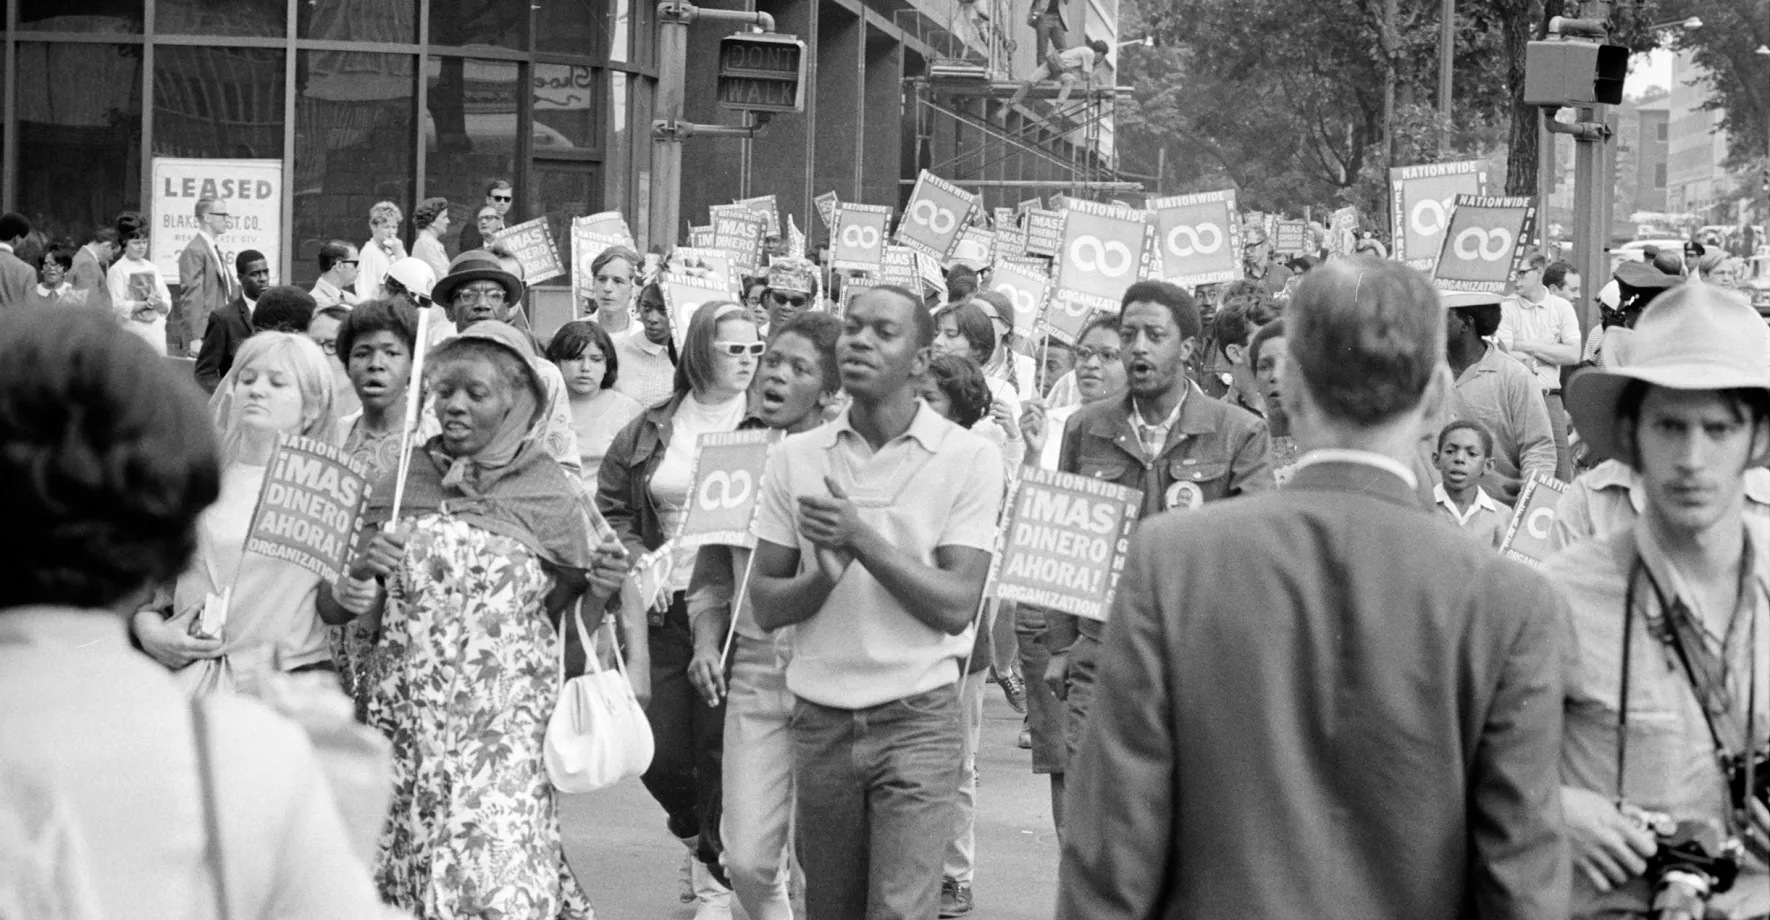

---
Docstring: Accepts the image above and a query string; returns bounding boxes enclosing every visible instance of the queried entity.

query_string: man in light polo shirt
[751,285,1003,920]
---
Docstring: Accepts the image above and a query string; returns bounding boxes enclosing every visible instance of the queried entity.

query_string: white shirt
[614,332,677,409]
[1496,291,1580,392]
[1432,482,1502,527]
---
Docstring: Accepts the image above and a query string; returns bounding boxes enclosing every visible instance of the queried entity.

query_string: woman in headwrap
[130,332,341,694]
[340,320,628,919]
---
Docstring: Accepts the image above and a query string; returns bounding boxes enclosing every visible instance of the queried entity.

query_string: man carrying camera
[1545,284,1770,920]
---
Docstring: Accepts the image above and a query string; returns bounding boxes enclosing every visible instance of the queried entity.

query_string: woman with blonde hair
[131,332,344,695]
[358,200,408,302]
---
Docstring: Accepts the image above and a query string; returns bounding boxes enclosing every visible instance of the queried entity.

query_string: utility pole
[1437,0,1455,152]
[1540,1,1616,341]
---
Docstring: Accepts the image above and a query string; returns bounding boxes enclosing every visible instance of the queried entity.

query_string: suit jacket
[194,295,253,394]
[176,233,231,345]
[0,247,37,308]
[1056,458,1569,920]
[68,246,112,316]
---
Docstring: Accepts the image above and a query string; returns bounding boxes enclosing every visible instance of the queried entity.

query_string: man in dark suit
[1056,258,1569,920]
[0,212,39,308]
[194,250,268,393]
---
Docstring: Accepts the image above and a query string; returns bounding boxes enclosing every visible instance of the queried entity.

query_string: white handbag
[545,601,654,793]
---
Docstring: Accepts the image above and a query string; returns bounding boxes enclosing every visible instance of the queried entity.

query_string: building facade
[1,0,1121,291]
[1666,48,1734,222]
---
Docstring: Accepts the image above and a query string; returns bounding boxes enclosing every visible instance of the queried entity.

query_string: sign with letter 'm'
[679,430,780,548]
[993,467,1141,621]
[896,171,976,261]
[1054,199,1148,314]
[1432,195,1535,294]
[151,157,283,285]
[245,436,373,584]
[1390,160,1487,271]
[1497,472,1568,568]
[491,217,565,285]
[1149,190,1241,286]
[831,203,891,272]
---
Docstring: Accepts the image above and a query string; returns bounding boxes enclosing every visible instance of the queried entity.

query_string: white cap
[384,257,436,298]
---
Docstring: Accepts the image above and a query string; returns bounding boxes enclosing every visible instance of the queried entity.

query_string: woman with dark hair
[24,240,85,309]
[132,332,343,695]
[598,300,761,917]
[932,299,1024,471]
[969,290,1039,403]
[0,308,387,917]
[410,196,451,279]
[684,311,841,920]
[343,321,627,918]
[106,212,172,355]
[547,319,644,483]
[589,245,642,337]
[921,352,992,429]
[740,273,770,327]
[614,281,680,408]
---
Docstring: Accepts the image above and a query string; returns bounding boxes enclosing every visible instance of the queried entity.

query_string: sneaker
[1017,722,1032,749]
[938,877,974,917]
[998,671,1028,715]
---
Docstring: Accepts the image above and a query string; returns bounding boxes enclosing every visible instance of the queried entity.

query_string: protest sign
[492,217,564,285]
[1052,200,1147,314]
[1016,197,1043,214]
[997,225,1028,259]
[1390,160,1487,271]
[957,225,996,264]
[993,207,1018,231]
[875,245,920,290]
[1040,292,1095,345]
[831,203,891,272]
[576,210,633,244]
[1330,206,1360,233]
[1024,209,1063,258]
[1432,195,1535,293]
[666,247,734,291]
[571,213,635,307]
[711,211,767,272]
[678,430,780,548]
[1497,472,1568,568]
[734,194,780,236]
[688,225,715,248]
[150,157,282,285]
[813,191,841,230]
[1273,220,1309,255]
[1149,190,1241,286]
[990,259,1051,337]
[993,467,1141,621]
[659,271,733,351]
[244,436,373,584]
[896,170,976,261]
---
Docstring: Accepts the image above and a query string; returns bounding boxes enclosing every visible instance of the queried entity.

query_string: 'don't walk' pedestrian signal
[717,33,806,114]
[1524,40,1629,106]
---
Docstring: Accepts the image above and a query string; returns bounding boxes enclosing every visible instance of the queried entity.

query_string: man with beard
[1044,280,1273,771]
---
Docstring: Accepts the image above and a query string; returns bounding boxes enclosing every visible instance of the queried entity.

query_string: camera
[1625,808,1744,920]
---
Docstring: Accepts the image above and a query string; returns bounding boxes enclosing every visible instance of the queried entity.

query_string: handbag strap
[560,598,611,685]
[190,698,231,920]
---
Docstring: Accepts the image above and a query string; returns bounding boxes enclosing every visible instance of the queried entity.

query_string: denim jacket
[1046,384,1275,650]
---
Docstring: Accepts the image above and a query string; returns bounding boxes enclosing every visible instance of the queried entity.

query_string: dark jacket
[0,247,37,309]
[1047,384,1274,650]
[194,294,254,394]
[1056,459,1569,920]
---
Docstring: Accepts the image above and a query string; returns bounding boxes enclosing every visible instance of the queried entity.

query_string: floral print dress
[368,512,591,919]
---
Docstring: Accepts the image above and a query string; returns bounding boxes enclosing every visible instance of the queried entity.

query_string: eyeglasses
[340,259,360,267]
[1074,346,1121,364]
[770,291,807,308]
[714,341,766,357]
[315,339,337,355]
[491,194,513,202]
[455,287,507,305]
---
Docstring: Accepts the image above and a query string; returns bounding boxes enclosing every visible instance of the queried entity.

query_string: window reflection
[533,63,597,150]
[607,72,630,213]
[18,0,144,34]
[294,51,416,286]
[430,0,526,51]
[156,0,282,38]
[532,163,599,285]
[16,43,143,248]
[153,47,286,159]
[536,0,608,57]
[425,56,518,240]
[300,0,417,43]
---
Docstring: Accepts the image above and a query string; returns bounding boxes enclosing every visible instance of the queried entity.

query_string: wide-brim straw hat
[1566,283,1770,466]
[431,249,525,307]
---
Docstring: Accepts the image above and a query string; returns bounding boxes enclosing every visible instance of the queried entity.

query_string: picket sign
[990,467,1141,622]
[1389,160,1487,271]
[733,194,780,236]
[831,203,892,272]
[1052,199,1147,315]
[243,435,374,585]
[1432,195,1536,294]
[990,259,1052,341]
[1497,472,1568,568]
[658,271,733,351]
[896,170,977,261]
[490,217,564,284]
[1148,190,1241,286]
[813,191,841,231]
[677,430,781,550]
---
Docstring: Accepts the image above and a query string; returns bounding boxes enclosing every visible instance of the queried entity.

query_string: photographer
[1545,284,1769,920]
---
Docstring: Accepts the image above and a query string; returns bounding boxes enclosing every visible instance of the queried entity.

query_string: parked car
[1746,255,1770,317]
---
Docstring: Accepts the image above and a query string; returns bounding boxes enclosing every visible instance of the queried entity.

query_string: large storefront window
[299,0,416,43]
[429,0,527,51]
[18,0,143,33]
[424,55,518,235]
[533,62,597,152]
[152,46,286,159]
[156,0,283,39]
[532,161,598,279]
[536,0,604,58]
[293,50,416,286]
[15,43,143,246]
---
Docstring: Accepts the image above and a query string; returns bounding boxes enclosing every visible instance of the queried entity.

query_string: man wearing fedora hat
[432,249,583,478]
[1544,284,1770,920]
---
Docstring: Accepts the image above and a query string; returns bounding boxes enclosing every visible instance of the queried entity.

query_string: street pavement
[562,689,1061,919]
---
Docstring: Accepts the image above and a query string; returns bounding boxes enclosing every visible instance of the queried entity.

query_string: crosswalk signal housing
[717,33,806,114]
[1524,41,1629,106]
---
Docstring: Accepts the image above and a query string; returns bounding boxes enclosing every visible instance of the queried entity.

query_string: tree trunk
[1501,1,1538,195]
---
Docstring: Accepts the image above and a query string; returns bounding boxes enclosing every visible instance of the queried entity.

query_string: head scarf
[365,321,594,572]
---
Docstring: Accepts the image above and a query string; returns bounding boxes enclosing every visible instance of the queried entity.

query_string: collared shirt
[1449,344,1558,502]
[1543,518,1770,919]
[310,276,357,310]
[1128,388,1186,463]
[1294,448,1419,490]
[1553,460,1770,550]
[1432,482,1510,548]
[1498,292,1581,392]
[613,331,676,409]
[753,401,1004,709]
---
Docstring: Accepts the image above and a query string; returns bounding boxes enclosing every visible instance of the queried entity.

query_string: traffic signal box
[1524,41,1629,106]
[717,33,807,114]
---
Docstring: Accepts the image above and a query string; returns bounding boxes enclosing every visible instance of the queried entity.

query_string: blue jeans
[793,685,963,920]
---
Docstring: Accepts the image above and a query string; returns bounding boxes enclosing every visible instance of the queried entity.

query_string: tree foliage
[1655,0,1770,170]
